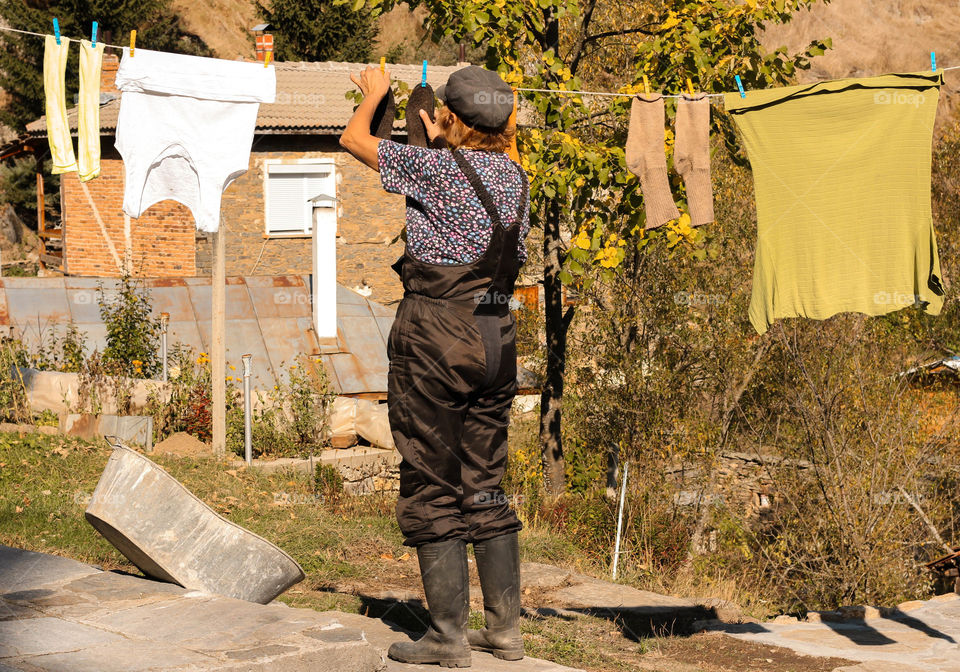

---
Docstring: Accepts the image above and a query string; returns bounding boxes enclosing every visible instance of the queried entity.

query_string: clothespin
[129,30,136,56]
[264,51,272,68]
[686,78,694,96]
[91,21,98,48]
[643,75,650,95]
[52,18,61,45]
[421,60,428,87]
[735,75,746,98]
[380,56,386,74]
[931,51,937,72]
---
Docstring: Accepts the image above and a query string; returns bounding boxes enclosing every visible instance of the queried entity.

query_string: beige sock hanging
[625,95,680,229]
[674,94,715,226]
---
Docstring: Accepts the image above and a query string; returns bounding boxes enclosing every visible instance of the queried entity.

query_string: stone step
[519,561,714,634]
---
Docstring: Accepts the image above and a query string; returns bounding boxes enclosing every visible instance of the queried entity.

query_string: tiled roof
[24,60,503,137]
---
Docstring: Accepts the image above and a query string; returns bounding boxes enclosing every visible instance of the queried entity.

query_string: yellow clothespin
[264,51,272,68]
[129,30,136,56]
[643,75,650,95]
[686,78,695,96]
[380,56,386,73]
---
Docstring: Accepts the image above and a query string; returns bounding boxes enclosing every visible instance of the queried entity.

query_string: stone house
[16,55,468,306]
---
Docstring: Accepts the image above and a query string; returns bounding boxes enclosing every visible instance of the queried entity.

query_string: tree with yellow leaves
[340,0,831,495]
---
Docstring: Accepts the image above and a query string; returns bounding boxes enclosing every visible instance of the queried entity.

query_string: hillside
[762,0,960,124]
[173,0,960,104]
[171,0,462,64]
[170,0,257,60]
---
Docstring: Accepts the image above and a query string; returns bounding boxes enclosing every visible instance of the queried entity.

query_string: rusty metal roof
[0,275,392,396]
[24,60,465,137]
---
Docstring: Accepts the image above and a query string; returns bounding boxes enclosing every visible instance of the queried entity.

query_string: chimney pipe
[255,33,273,61]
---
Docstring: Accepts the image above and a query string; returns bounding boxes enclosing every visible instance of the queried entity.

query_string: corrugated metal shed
[0,276,392,397]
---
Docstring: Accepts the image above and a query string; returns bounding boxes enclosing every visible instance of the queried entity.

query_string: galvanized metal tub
[85,440,305,604]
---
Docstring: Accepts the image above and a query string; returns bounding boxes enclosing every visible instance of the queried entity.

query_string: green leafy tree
[343,0,831,495]
[0,0,209,130]
[255,0,377,63]
[0,155,59,227]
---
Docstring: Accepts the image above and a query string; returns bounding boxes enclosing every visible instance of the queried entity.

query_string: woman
[340,64,530,668]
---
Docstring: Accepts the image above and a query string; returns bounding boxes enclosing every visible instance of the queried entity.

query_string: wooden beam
[40,253,64,269]
[36,173,45,269]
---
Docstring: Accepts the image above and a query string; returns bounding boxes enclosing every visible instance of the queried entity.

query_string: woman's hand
[418,109,442,143]
[350,66,391,102]
[341,66,393,171]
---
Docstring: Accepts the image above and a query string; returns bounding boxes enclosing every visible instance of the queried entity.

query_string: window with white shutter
[264,160,338,236]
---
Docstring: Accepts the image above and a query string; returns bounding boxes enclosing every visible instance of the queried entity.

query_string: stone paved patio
[0,545,580,672]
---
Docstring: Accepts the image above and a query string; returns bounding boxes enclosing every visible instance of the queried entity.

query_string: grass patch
[1,429,857,672]
[0,430,408,586]
[520,611,642,671]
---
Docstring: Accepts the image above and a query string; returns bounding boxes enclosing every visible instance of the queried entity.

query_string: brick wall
[101,53,119,95]
[62,140,197,277]
[62,135,407,303]
[195,136,406,305]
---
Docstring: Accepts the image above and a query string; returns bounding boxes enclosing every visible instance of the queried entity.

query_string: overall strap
[451,149,529,228]
[451,149,502,227]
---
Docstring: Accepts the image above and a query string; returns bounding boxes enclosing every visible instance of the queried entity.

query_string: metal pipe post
[242,354,252,465]
[612,460,630,581]
[159,312,169,382]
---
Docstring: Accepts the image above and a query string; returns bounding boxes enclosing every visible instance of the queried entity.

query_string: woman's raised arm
[339,66,392,171]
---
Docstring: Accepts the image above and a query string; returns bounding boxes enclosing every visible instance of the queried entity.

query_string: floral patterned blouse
[377,139,530,265]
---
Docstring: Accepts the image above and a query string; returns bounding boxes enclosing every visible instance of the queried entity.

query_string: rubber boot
[468,532,524,660]
[388,539,472,668]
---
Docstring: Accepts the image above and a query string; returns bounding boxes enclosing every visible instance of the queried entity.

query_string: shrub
[97,274,161,379]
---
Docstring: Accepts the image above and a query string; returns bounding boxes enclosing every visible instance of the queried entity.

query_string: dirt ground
[649,633,853,672]
[310,563,855,672]
[151,432,210,458]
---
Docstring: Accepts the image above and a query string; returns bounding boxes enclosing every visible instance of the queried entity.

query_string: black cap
[436,65,513,130]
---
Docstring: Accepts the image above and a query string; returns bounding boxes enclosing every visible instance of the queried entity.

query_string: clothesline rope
[514,87,725,99]
[1,22,959,100]
[516,65,960,99]
[0,24,124,49]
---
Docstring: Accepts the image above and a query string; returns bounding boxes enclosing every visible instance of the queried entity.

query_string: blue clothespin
[931,51,937,72]
[421,60,428,87]
[735,75,746,99]
[91,21,98,48]
[52,18,61,45]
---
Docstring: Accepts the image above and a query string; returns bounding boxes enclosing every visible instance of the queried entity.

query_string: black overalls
[387,149,529,547]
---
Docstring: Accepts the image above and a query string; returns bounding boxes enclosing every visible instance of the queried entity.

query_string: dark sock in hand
[371,88,396,140]
[405,83,435,148]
